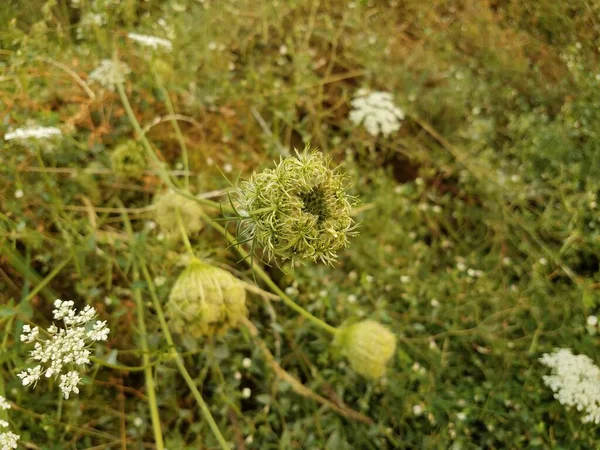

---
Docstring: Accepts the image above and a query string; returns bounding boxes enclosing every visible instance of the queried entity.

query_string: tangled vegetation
[1,0,600,448]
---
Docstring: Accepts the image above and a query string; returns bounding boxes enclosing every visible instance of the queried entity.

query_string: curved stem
[201,212,337,335]
[175,207,195,257]
[139,260,230,450]
[152,64,190,189]
[116,80,226,212]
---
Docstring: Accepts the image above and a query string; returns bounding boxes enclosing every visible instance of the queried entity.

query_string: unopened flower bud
[334,320,396,379]
[153,190,204,240]
[166,259,247,336]
[111,140,146,178]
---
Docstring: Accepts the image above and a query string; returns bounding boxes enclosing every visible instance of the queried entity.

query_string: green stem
[152,65,190,189]
[24,255,72,303]
[91,357,149,372]
[115,80,225,212]
[175,207,195,257]
[139,261,230,450]
[117,200,164,448]
[133,266,165,449]
[201,213,338,335]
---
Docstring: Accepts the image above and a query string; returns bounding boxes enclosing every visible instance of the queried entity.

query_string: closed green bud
[153,59,173,84]
[166,259,247,336]
[111,140,146,178]
[335,320,396,379]
[236,146,357,265]
[153,190,204,240]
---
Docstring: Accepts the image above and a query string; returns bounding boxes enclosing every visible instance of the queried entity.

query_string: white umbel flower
[127,32,173,51]
[59,371,81,399]
[0,431,19,450]
[539,348,600,424]
[0,421,7,428]
[349,89,405,137]
[18,299,110,399]
[4,126,62,141]
[89,59,131,91]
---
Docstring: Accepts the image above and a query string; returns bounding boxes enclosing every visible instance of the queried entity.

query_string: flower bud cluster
[111,140,147,178]
[166,259,247,336]
[154,190,204,240]
[236,148,357,265]
[334,320,397,379]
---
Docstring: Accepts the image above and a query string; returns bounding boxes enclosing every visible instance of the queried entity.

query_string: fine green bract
[236,148,357,265]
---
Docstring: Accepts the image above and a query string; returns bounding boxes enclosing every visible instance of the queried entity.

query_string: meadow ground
[1,1,600,449]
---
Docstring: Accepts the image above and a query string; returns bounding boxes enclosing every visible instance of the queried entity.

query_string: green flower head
[110,140,146,178]
[236,147,357,265]
[334,320,397,380]
[153,190,204,240]
[166,259,247,337]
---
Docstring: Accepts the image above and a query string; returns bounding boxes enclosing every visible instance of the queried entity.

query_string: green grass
[1,0,600,448]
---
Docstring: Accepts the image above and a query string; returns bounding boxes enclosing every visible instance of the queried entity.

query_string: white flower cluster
[4,126,62,142]
[0,396,19,450]
[0,432,19,450]
[89,60,131,91]
[127,32,173,51]
[349,89,405,137]
[18,299,110,399]
[539,348,600,424]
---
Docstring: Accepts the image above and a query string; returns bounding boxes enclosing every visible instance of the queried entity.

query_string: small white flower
[347,294,357,303]
[133,417,144,427]
[89,60,131,91]
[223,163,233,173]
[0,421,7,428]
[20,325,39,343]
[430,299,440,308]
[0,397,10,410]
[17,366,42,387]
[349,89,405,137]
[456,412,467,421]
[540,348,600,424]
[242,387,251,399]
[234,371,242,380]
[279,45,288,55]
[245,435,254,444]
[0,431,20,450]
[412,404,424,416]
[154,276,166,287]
[4,126,61,142]
[400,275,411,283]
[59,371,81,399]
[14,190,23,199]
[587,315,598,327]
[127,32,173,51]
[539,257,548,266]
[88,320,110,341]
[242,358,252,369]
